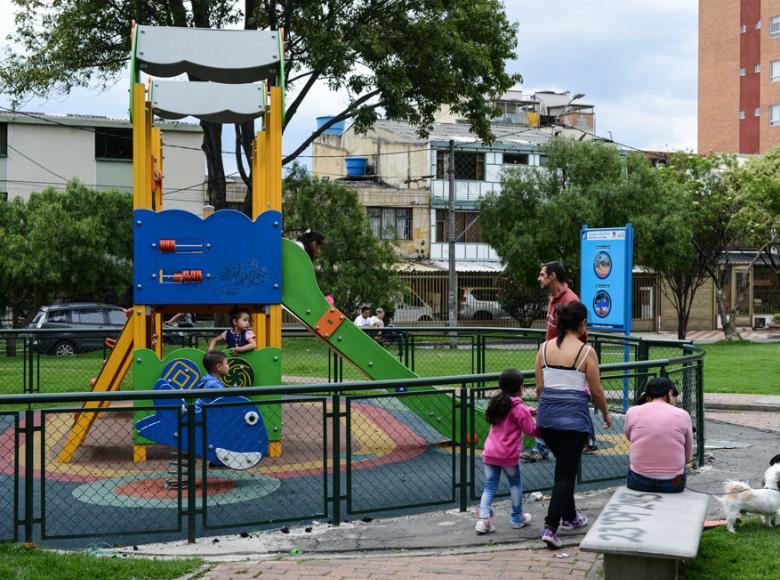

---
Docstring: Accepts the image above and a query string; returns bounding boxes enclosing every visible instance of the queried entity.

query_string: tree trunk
[200,120,226,209]
[676,308,687,340]
[715,288,742,340]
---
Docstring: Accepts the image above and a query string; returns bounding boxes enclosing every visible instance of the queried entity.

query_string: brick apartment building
[699,0,780,154]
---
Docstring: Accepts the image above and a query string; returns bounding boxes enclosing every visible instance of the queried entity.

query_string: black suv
[29,303,127,355]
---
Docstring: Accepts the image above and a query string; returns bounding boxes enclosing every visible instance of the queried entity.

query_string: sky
[0,1,699,172]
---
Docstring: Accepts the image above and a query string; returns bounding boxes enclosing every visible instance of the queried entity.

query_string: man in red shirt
[523,262,593,462]
[539,262,587,343]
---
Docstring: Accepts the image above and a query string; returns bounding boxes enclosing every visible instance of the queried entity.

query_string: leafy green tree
[733,148,780,276]
[495,271,547,328]
[282,166,401,317]
[480,139,634,290]
[481,139,723,339]
[2,0,520,210]
[0,182,133,331]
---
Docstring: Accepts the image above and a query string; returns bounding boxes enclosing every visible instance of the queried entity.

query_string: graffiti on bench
[594,491,664,543]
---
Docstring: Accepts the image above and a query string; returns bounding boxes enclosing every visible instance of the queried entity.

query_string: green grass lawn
[0,335,777,397]
[682,518,780,579]
[0,544,203,580]
[701,341,780,394]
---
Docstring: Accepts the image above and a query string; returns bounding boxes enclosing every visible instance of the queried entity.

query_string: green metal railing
[0,328,704,547]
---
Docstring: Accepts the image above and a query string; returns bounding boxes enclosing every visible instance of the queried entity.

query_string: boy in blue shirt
[201,350,230,390]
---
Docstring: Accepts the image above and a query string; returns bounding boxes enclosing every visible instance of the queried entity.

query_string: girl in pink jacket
[475,368,539,534]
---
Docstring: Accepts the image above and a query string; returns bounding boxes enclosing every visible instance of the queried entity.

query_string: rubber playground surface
[0,398,629,549]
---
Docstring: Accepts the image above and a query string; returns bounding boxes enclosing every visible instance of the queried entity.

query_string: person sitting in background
[354,305,372,328]
[624,377,692,493]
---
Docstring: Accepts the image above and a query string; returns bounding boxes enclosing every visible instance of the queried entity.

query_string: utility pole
[447,139,457,348]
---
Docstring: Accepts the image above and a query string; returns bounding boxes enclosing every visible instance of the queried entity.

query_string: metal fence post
[332,393,341,526]
[696,359,705,466]
[24,409,34,543]
[459,384,468,512]
[27,338,34,395]
[186,402,197,543]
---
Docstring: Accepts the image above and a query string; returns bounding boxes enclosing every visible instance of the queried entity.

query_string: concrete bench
[580,486,708,580]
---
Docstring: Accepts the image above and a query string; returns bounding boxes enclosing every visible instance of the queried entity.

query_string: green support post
[186,402,196,543]
[24,409,34,543]
[459,385,468,512]
[332,393,341,526]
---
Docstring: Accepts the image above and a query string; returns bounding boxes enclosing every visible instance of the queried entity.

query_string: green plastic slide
[281,239,489,445]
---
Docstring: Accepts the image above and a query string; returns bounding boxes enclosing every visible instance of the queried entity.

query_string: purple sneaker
[541,526,562,549]
[560,510,589,530]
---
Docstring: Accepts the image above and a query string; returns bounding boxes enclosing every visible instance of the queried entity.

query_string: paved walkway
[198,546,598,579]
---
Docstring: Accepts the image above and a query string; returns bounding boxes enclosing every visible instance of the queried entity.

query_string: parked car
[28,303,127,355]
[459,287,511,321]
[392,287,436,324]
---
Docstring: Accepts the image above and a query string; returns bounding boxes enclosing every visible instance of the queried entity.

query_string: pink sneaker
[475,518,495,534]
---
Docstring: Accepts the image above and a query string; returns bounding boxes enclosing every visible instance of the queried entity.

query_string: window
[755,107,761,117]
[74,309,105,324]
[95,128,132,160]
[435,210,482,243]
[772,60,780,81]
[435,151,485,180]
[502,152,529,165]
[740,67,746,76]
[756,63,761,73]
[756,20,762,30]
[0,123,7,156]
[367,207,412,240]
[48,310,71,324]
[741,24,747,33]
[771,104,780,126]
[740,110,746,120]
[771,16,780,37]
[539,155,549,167]
[108,310,127,325]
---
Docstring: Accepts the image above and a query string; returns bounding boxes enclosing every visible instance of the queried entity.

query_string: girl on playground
[475,368,538,534]
[208,308,257,356]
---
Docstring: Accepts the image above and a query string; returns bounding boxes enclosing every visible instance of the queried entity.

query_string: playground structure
[55,23,488,469]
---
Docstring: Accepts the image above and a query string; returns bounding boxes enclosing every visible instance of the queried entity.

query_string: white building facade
[0,112,206,213]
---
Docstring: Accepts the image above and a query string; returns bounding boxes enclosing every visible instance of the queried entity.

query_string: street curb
[704,404,780,412]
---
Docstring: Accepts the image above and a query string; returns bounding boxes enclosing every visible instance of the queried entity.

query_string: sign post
[580,224,633,411]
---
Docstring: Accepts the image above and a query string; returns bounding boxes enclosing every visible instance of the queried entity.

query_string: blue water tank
[316,116,345,135]
[345,156,369,177]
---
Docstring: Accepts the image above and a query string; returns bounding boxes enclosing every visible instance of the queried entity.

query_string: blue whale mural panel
[135,379,269,469]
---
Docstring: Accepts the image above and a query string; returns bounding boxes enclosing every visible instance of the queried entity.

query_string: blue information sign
[580,225,633,333]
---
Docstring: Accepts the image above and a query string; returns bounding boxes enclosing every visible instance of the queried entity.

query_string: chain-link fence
[0,330,703,547]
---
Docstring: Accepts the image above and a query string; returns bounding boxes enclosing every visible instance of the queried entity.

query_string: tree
[480,138,716,339]
[2,0,520,211]
[495,271,547,328]
[282,166,401,316]
[480,139,634,290]
[0,182,133,331]
[733,148,780,277]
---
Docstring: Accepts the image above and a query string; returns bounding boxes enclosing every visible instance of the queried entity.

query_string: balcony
[430,242,500,262]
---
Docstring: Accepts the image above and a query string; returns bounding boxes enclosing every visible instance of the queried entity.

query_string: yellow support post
[267,87,283,348]
[153,312,163,357]
[151,127,163,210]
[253,124,269,347]
[144,100,153,209]
[132,83,148,210]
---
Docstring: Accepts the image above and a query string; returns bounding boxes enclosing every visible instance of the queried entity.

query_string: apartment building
[311,90,603,325]
[0,111,205,212]
[699,0,780,154]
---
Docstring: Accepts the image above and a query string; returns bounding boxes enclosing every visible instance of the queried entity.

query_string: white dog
[719,463,780,533]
